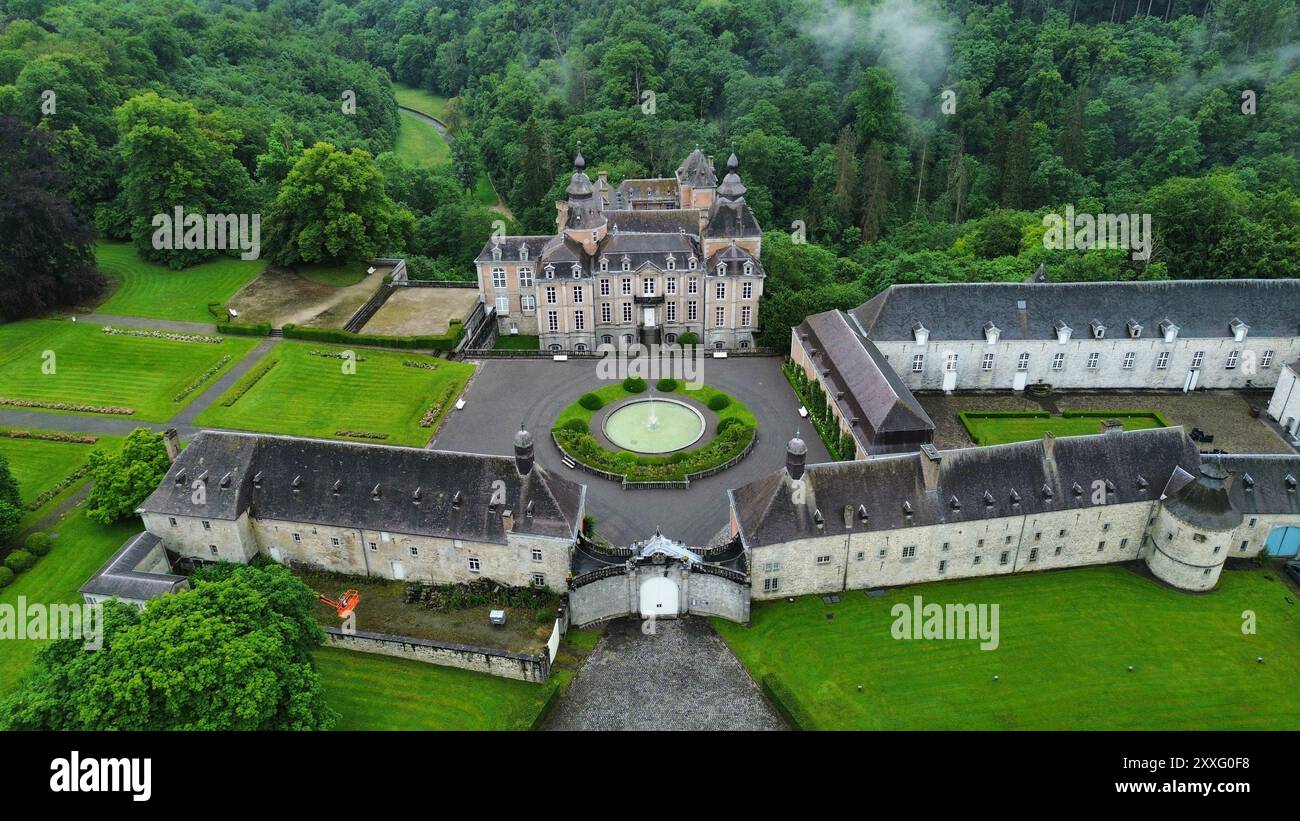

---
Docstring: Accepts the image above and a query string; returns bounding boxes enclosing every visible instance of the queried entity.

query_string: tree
[0,116,105,321]
[264,142,413,266]
[0,452,21,547]
[255,121,304,185]
[84,429,171,525]
[0,563,337,730]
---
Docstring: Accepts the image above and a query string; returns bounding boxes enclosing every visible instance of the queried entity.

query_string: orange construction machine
[317,589,360,619]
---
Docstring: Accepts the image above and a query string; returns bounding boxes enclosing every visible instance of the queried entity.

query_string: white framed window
[574,310,586,331]
[1156,351,1170,369]
[1051,352,1065,371]
[468,557,481,572]
[763,577,780,592]
[495,295,509,315]
[999,551,1009,565]
[762,560,781,573]
[644,278,656,296]
[944,353,958,372]
[491,267,506,289]
[519,268,533,287]
[521,295,536,312]
[601,303,612,323]
[531,548,543,562]
[209,545,218,555]
[938,559,947,574]
[368,541,377,551]
[716,281,726,299]
[687,301,698,321]
[1261,349,1274,368]
[292,532,301,542]
[1122,352,1135,369]
[1028,547,1038,561]
[667,302,677,322]
[666,255,676,271]
[621,278,632,295]
[666,277,677,295]
[687,277,698,294]
[409,546,419,557]
[532,573,546,587]
[901,545,916,559]
[815,555,831,565]
[168,517,177,527]
[1087,352,1100,370]
[1191,350,1204,368]
[687,256,697,271]
[599,257,609,272]
[911,354,925,373]
[716,263,727,276]
[741,306,751,326]
[715,306,726,327]
[202,520,211,530]
[1225,350,1239,369]
[622,303,633,323]
[981,353,994,371]
[545,286,557,305]
[599,278,610,296]
[330,537,340,546]
[742,281,753,299]
[572,285,584,304]
[547,311,559,332]
[1017,352,1030,371]
[571,265,581,278]
[621,257,631,272]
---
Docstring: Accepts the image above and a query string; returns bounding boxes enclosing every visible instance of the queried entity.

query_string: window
[168,517,177,527]
[1054,545,1063,556]
[621,278,632,295]
[368,541,377,551]
[574,310,586,331]
[716,263,726,275]
[1262,350,1274,368]
[944,353,958,372]
[688,257,697,271]
[1028,547,1038,561]
[545,286,557,305]
[741,306,752,326]
[856,551,865,561]
[547,311,559,332]
[1122,352,1135,370]
[1051,352,1065,371]
[601,303,612,323]
[571,265,581,279]
[762,560,781,573]
[941,542,950,551]
[667,277,677,295]
[1087,352,1100,370]
[715,281,726,299]
[521,295,536,312]
[973,555,982,565]
[1249,518,1257,527]
[938,559,947,574]
[687,301,698,321]
[911,354,925,373]
[491,267,506,289]
[532,548,543,562]
[622,303,634,323]
[468,557,481,572]
[573,285,584,304]
[816,555,831,565]
[742,281,753,299]
[599,257,609,273]
[1225,350,1239,369]
[519,268,533,287]
[763,577,780,593]
[1191,350,1204,368]
[600,278,610,296]
[330,537,340,546]
[1240,540,1249,552]
[902,545,917,559]
[209,545,218,555]
[409,546,419,557]
[621,257,630,272]
[715,306,726,327]
[999,551,1009,565]
[1017,352,1030,371]
[644,278,655,296]
[1059,529,1067,537]
[1097,541,1106,551]
[982,353,994,371]
[1120,538,1129,549]
[495,296,509,314]
[666,256,675,271]
[667,302,677,322]
[202,520,211,530]
[687,277,698,294]
[532,573,546,587]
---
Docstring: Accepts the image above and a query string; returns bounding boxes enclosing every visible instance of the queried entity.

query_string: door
[639,576,679,618]
[942,370,957,393]
[1012,371,1028,392]
[1183,368,1199,392]
[1265,526,1300,557]
[643,307,656,328]
[389,560,406,580]
[269,547,282,563]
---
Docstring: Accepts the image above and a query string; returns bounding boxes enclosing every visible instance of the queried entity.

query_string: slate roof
[1213,453,1300,518]
[598,232,697,272]
[604,209,701,236]
[797,309,933,449]
[676,148,717,188]
[613,178,679,209]
[139,432,585,545]
[474,236,552,264]
[79,532,188,601]
[1162,462,1243,531]
[706,241,765,276]
[729,427,1201,548]
[703,198,761,238]
[850,280,1300,341]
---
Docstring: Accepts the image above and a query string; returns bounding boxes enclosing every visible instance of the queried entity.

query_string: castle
[474,149,765,352]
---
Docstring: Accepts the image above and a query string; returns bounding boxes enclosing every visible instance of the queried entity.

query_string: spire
[717,152,746,200]
[786,430,808,481]
[514,424,535,476]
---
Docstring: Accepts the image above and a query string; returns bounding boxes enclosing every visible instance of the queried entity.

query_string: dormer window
[544,264,555,279]
[1089,320,1105,339]
[1230,317,1249,342]
[983,321,1000,345]
[666,254,675,270]
[743,262,753,275]
[519,246,529,261]
[717,262,727,276]
[599,256,609,272]
[571,264,582,278]
[1055,320,1072,344]
[621,256,631,272]
[491,244,502,261]
[1159,318,1178,342]
[688,256,697,271]
[1126,319,1142,339]
[911,322,929,345]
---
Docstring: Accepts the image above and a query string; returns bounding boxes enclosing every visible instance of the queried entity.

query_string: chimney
[786,435,808,481]
[1043,431,1057,460]
[163,428,180,463]
[501,508,514,533]
[919,444,942,492]
[514,427,535,476]
[1100,419,1124,435]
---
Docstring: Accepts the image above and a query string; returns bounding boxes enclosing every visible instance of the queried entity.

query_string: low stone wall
[322,627,549,682]
[567,562,751,626]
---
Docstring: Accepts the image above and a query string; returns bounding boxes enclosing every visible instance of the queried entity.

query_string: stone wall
[322,627,549,682]
[567,562,750,625]
[569,570,632,626]
[1267,363,1300,435]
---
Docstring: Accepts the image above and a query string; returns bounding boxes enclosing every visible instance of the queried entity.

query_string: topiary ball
[655,377,678,392]
[24,532,53,557]
[4,550,35,573]
[0,567,12,588]
[707,393,731,411]
[578,392,604,411]
[622,376,647,393]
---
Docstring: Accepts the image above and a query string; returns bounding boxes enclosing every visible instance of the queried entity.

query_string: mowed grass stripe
[714,566,1300,730]
[95,242,264,322]
[0,432,123,506]
[0,320,260,421]
[316,646,553,730]
[194,342,475,446]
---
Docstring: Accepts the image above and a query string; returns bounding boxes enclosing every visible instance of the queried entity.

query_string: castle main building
[475,149,765,352]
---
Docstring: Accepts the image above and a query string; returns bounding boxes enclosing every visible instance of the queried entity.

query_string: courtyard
[359,286,479,337]
[225,263,393,329]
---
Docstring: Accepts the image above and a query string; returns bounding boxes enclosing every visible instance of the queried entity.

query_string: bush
[622,376,646,393]
[281,321,463,350]
[655,378,678,392]
[707,393,731,411]
[562,419,588,433]
[578,393,604,411]
[717,416,743,434]
[677,331,699,346]
[0,567,12,588]
[216,321,272,337]
[4,550,35,573]
[24,532,52,556]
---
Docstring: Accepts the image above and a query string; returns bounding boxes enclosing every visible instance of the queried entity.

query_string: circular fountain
[602,397,706,454]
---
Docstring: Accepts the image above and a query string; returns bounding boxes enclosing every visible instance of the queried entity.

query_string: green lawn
[714,565,1300,730]
[194,342,475,446]
[95,242,264,322]
[554,380,756,431]
[493,334,540,351]
[0,431,123,507]
[0,509,140,694]
[393,84,452,168]
[295,261,370,287]
[960,410,1168,446]
[0,320,259,421]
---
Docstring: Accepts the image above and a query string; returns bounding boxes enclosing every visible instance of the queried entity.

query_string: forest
[2,0,1297,348]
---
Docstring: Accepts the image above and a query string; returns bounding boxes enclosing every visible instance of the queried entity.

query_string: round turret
[514,426,535,476]
[1145,463,1242,591]
[786,435,808,481]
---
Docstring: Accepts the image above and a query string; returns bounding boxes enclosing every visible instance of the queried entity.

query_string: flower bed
[0,398,134,415]
[0,430,97,444]
[101,326,224,344]
[173,355,232,402]
[220,358,278,407]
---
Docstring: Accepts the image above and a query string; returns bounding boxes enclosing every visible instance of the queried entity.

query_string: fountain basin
[602,398,706,454]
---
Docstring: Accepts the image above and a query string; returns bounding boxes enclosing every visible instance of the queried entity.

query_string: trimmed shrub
[0,567,13,588]
[677,331,699,346]
[717,416,743,434]
[215,322,271,336]
[24,532,53,557]
[562,419,588,433]
[707,393,731,411]
[578,393,604,411]
[622,376,647,393]
[4,550,35,573]
[655,378,678,392]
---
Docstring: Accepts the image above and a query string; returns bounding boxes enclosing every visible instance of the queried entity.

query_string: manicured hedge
[761,673,818,730]
[707,393,731,411]
[655,378,678,392]
[281,320,464,350]
[216,321,272,336]
[578,393,604,411]
[622,376,646,393]
[554,422,754,482]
